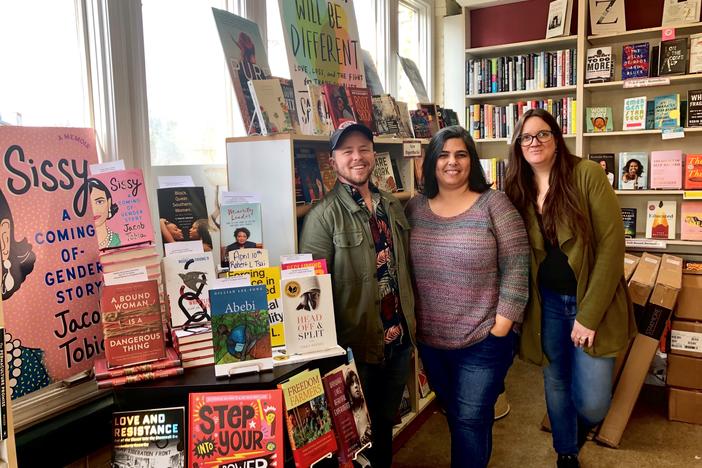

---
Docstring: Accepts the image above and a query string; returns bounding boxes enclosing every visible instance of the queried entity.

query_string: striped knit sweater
[406,190,530,350]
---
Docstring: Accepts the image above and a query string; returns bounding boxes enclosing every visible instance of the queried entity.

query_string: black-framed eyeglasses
[517,130,554,146]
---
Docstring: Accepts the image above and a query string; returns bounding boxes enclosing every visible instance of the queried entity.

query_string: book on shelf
[662,0,701,25]
[586,107,613,132]
[162,251,215,328]
[321,368,362,464]
[681,201,702,240]
[623,96,647,131]
[398,385,412,419]
[156,186,209,252]
[650,150,684,189]
[688,89,702,127]
[100,279,166,368]
[372,152,402,193]
[113,407,184,468]
[189,390,284,467]
[279,369,338,467]
[646,100,656,129]
[90,168,154,250]
[646,200,677,240]
[621,208,637,239]
[418,359,431,398]
[212,8,271,136]
[689,33,702,74]
[279,78,301,134]
[545,0,573,39]
[659,38,688,76]
[685,154,702,189]
[372,94,402,136]
[654,94,681,128]
[307,83,334,136]
[182,354,215,369]
[172,325,212,345]
[395,101,415,138]
[650,45,661,78]
[322,84,357,130]
[296,146,326,204]
[585,47,614,83]
[589,0,626,35]
[281,259,328,275]
[97,366,184,389]
[391,157,407,191]
[94,347,180,380]
[220,202,263,268]
[418,103,440,137]
[248,79,295,135]
[348,87,376,133]
[316,149,337,194]
[588,153,616,188]
[621,43,650,80]
[619,152,649,190]
[411,109,433,138]
[281,273,338,356]
[209,284,272,377]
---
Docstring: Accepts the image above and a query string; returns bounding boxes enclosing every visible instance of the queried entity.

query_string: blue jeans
[419,331,516,468]
[540,286,615,455]
[355,342,412,468]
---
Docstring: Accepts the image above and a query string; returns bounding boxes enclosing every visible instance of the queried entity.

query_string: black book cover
[588,153,616,188]
[650,45,660,77]
[659,38,687,76]
[688,89,702,127]
[113,407,185,467]
[621,208,637,238]
[156,186,208,249]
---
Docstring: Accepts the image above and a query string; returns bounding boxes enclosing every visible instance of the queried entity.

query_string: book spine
[97,367,184,389]
[95,355,181,380]
[0,329,6,440]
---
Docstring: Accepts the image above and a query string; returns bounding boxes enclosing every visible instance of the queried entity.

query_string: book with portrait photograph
[220,202,263,268]
[322,368,362,464]
[618,152,649,190]
[156,187,209,252]
[324,358,372,450]
[588,153,616,188]
[295,147,326,204]
[322,84,357,130]
[162,251,216,329]
[281,273,338,356]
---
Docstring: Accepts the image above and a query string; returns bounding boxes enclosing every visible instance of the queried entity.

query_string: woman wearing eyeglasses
[505,109,635,468]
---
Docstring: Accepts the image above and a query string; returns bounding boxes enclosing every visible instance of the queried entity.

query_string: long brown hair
[505,109,589,245]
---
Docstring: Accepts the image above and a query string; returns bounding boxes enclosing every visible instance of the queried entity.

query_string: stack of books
[93,348,182,389]
[171,326,214,369]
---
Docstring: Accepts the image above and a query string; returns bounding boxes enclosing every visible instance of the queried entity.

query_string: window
[397,0,432,107]
[142,0,243,165]
[0,0,90,127]
[265,0,290,79]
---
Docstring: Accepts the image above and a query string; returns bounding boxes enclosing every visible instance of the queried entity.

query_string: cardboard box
[635,254,682,339]
[667,353,702,390]
[668,387,702,425]
[624,254,640,282]
[675,272,702,321]
[596,334,659,447]
[628,253,661,306]
[670,320,702,358]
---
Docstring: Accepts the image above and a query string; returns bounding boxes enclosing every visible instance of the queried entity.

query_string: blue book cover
[622,42,650,80]
[654,94,681,129]
[209,285,271,368]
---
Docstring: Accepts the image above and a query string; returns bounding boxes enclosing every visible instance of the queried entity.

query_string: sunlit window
[142,0,242,165]
[398,1,423,107]
[0,0,89,127]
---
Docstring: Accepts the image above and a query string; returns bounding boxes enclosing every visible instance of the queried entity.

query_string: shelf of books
[466,85,577,100]
[465,35,578,58]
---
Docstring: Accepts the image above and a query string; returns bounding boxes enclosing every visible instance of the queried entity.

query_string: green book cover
[586,107,613,132]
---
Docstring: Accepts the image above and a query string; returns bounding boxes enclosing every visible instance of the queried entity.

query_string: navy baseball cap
[329,121,374,152]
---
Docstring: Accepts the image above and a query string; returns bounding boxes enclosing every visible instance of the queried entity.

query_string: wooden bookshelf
[466,85,577,100]
[587,21,702,46]
[465,35,578,58]
[584,128,702,137]
[584,73,702,91]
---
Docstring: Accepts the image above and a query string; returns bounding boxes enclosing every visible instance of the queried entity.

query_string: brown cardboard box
[670,320,702,358]
[624,254,640,282]
[649,254,683,310]
[596,334,659,447]
[675,272,702,321]
[668,387,702,425]
[667,354,702,390]
[628,253,661,306]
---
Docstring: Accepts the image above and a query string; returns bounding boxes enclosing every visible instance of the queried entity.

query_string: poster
[0,127,101,398]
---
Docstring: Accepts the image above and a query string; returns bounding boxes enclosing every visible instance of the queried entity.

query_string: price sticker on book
[662,27,676,41]
[662,127,685,140]
[403,139,423,158]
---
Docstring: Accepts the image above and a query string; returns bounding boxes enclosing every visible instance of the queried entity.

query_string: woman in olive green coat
[505,109,635,468]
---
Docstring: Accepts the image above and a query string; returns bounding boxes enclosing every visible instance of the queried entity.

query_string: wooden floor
[394,359,702,467]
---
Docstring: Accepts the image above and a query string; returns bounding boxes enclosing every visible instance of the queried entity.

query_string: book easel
[217,358,274,378]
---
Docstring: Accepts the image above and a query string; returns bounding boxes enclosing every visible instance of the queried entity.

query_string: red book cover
[322,84,357,129]
[685,154,702,189]
[322,370,361,464]
[189,389,284,467]
[281,259,328,275]
[348,87,376,133]
[94,347,180,380]
[100,280,166,368]
[97,366,183,389]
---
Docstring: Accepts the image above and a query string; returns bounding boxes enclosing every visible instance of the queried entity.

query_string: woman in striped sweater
[406,125,530,468]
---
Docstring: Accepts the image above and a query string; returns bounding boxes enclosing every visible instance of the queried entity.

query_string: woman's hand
[490,315,513,337]
[571,320,596,348]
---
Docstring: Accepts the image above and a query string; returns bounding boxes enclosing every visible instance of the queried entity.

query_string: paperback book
[189,390,284,467]
[281,259,329,275]
[372,152,402,193]
[296,147,326,204]
[316,149,337,194]
[322,369,362,464]
[545,0,572,39]
[279,78,301,134]
[681,201,702,240]
[410,109,433,138]
[220,202,263,268]
[585,47,613,83]
[372,94,402,136]
[156,187,209,251]
[90,168,154,250]
[621,43,650,80]
[395,101,415,138]
[659,38,688,76]
[588,153,616,188]
[650,150,684,189]
[690,33,702,74]
[322,84,357,129]
[654,94,681,128]
[248,79,295,135]
[280,369,338,467]
[418,103,441,136]
[209,285,272,377]
[685,154,702,189]
[98,366,184,389]
[619,152,649,190]
[324,359,372,450]
[113,407,184,468]
[688,89,702,127]
[347,87,376,133]
[162,252,216,328]
[623,96,647,131]
[646,200,677,239]
[586,107,613,132]
[621,208,637,238]
[100,279,166,368]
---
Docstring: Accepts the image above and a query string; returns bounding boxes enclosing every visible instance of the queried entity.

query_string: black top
[536,213,578,295]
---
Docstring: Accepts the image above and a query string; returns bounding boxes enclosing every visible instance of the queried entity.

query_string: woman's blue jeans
[419,331,516,468]
[540,286,615,455]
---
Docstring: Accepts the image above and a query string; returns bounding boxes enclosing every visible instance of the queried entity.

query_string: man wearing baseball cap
[299,121,416,468]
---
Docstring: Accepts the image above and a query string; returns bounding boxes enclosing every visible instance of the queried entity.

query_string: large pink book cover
[650,150,684,189]
[91,168,154,250]
[681,201,702,241]
[0,127,102,398]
